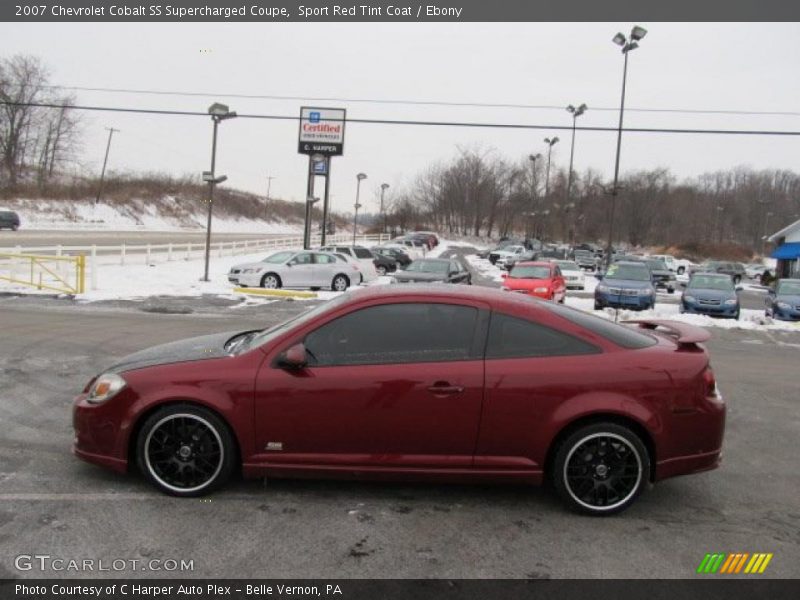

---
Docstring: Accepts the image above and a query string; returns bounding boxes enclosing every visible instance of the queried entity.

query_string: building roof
[767,218,800,243]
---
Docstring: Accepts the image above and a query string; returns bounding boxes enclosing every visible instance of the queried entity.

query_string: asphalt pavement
[0,291,798,579]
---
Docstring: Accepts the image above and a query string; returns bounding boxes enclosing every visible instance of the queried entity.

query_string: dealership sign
[298,107,346,156]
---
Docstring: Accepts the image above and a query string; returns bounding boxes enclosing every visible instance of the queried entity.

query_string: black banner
[3,580,800,600]
[3,0,800,22]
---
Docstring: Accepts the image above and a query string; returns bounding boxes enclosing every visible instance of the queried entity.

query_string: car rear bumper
[656,448,722,481]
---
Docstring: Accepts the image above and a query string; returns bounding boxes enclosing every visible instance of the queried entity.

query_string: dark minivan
[0,210,20,230]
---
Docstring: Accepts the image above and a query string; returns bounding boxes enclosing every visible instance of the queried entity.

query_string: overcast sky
[2,22,799,214]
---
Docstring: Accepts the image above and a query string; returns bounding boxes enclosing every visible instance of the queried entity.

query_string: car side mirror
[277,343,307,369]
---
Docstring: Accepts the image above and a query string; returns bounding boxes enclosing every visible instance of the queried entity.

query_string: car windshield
[645,260,668,270]
[510,265,551,279]
[406,260,449,273]
[237,296,350,354]
[688,275,734,291]
[262,251,295,264]
[554,261,579,271]
[777,280,800,295]
[605,264,650,281]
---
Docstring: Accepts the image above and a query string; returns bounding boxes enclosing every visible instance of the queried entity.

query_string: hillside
[1,175,339,233]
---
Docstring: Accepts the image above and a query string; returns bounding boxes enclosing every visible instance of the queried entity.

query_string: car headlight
[776,301,790,309]
[683,295,696,303]
[724,299,738,306]
[86,373,126,405]
[534,287,550,293]
[639,288,654,296]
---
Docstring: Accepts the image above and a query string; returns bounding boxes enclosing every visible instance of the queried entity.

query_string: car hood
[684,288,737,301]
[600,278,652,290]
[106,331,241,374]
[393,271,447,282]
[650,269,673,277]
[504,277,552,289]
[230,261,265,271]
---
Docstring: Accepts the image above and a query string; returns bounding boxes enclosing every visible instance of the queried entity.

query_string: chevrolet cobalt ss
[73,286,725,515]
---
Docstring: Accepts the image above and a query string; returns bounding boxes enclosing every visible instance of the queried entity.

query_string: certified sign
[298,107,346,156]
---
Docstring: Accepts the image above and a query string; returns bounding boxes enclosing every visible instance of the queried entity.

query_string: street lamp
[202,102,237,282]
[543,137,559,199]
[566,103,587,244]
[353,172,367,245]
[762,211,774,255]
[264,175,275,220]
[606,25,647,268]
[528,154,541,240]
[380,183,390,237]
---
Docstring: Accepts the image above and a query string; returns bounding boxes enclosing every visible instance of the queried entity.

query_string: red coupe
[73,285,725,515]
[502,261,567,303]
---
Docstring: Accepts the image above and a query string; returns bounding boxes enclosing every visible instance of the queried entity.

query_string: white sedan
[551,259,585,290]
[232,250,361,291]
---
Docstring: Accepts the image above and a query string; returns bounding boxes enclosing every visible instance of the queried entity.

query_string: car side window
[291,253,313,265]
[304,303,479,366]
[354,248,373,259]
[486,313,600,359]
[314,253,335,265]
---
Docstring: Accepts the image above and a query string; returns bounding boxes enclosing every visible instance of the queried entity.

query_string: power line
[36,84,800,118]
[3,100,800,137]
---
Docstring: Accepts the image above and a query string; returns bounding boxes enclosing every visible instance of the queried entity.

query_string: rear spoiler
[625,319,711,347]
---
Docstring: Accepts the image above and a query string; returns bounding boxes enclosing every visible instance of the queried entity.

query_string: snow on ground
[7,198,303,234]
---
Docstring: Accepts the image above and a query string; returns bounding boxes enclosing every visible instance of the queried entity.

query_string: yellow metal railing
[0,253,85,295]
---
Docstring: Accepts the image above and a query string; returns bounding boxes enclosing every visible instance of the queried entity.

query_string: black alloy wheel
[553,423,649,515]
[137,405,235,496]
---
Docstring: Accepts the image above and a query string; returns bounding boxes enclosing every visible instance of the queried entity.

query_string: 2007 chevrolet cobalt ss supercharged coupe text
[73,286,725,515]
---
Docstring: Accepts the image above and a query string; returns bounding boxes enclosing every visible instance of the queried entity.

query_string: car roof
[691,272,730,279]
[516,261,553,267]
[614,261,648,267]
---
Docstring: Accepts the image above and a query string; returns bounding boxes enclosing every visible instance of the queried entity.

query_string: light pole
[762,211,774,255]
[380,183,390,237]
[95,127,120,205]
[606,25,647,268]
[202,102,236,282]
[264,175,275,220]
[543,137,559,199]
[353,172,367,245]
[528,154,541,240]
[566,103,587,244]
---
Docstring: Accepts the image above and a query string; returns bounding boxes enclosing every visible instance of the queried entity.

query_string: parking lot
[1,253,799,579]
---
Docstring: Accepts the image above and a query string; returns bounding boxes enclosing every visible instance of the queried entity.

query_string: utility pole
[95,127,119,205]
[264,175,275,220]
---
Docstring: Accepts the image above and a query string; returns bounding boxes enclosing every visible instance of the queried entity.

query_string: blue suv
[765,278,800,321]
[680,272,741,319]
[594,261,656,311]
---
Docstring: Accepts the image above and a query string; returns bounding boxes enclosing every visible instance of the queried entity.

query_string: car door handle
[427,383,464,396]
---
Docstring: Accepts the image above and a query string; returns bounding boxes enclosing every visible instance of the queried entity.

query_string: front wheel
[331,274,350,292]
[677,266,685,275]
[552,422,649,516]
[136,405,236,497]
[733,275,742,285]
[376,265,387,276]
[260,273,281,289]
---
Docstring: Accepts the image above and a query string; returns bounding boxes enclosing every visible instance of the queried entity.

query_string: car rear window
[541,303,657,349]
[354,248,373,259]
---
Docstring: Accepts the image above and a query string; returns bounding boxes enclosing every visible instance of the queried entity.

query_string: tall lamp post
[606,25,647,268]
[353,172,367,245]
[528,153,541,240]
[543,137,559,199]
[380,183,390,238]
[566,103,587,244]
[264,175,275,220]
[202,102,237,282]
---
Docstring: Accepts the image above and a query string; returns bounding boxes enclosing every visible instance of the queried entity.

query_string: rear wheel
[260,273,281,289]
[733,275,742,285]
[594,301,602,311]
[552,422,649,515]
[136,405,236,497]
[331,274,350,292]
[677,266,685,275]
[376,265,387,276]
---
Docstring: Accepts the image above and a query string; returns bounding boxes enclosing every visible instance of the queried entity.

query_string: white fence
[0,233,391,292]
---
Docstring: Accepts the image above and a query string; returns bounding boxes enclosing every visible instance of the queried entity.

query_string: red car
[73,286,725,515]
[502,261,567,303]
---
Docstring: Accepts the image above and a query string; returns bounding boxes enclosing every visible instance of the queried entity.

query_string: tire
[552,422,650,516]
[136,404,236,497]
[594,301,602,311]
[668,287,675,294]
[260,273,281,289]
[733,275,741,285]
[376,265,387,276]
[466,277,472,285]
[331,274,350,292]
[734,310,740,321]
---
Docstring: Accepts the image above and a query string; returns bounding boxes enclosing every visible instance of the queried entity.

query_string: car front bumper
[72,393,129,473]
[595,292,653,309]
[772,306,800,321]
[682,302,739,318]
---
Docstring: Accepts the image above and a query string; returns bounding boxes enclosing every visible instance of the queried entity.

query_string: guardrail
[0,233,391,292]
[0,252,86,295]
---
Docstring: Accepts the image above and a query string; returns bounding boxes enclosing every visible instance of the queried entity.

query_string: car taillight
[703,366,717,397]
